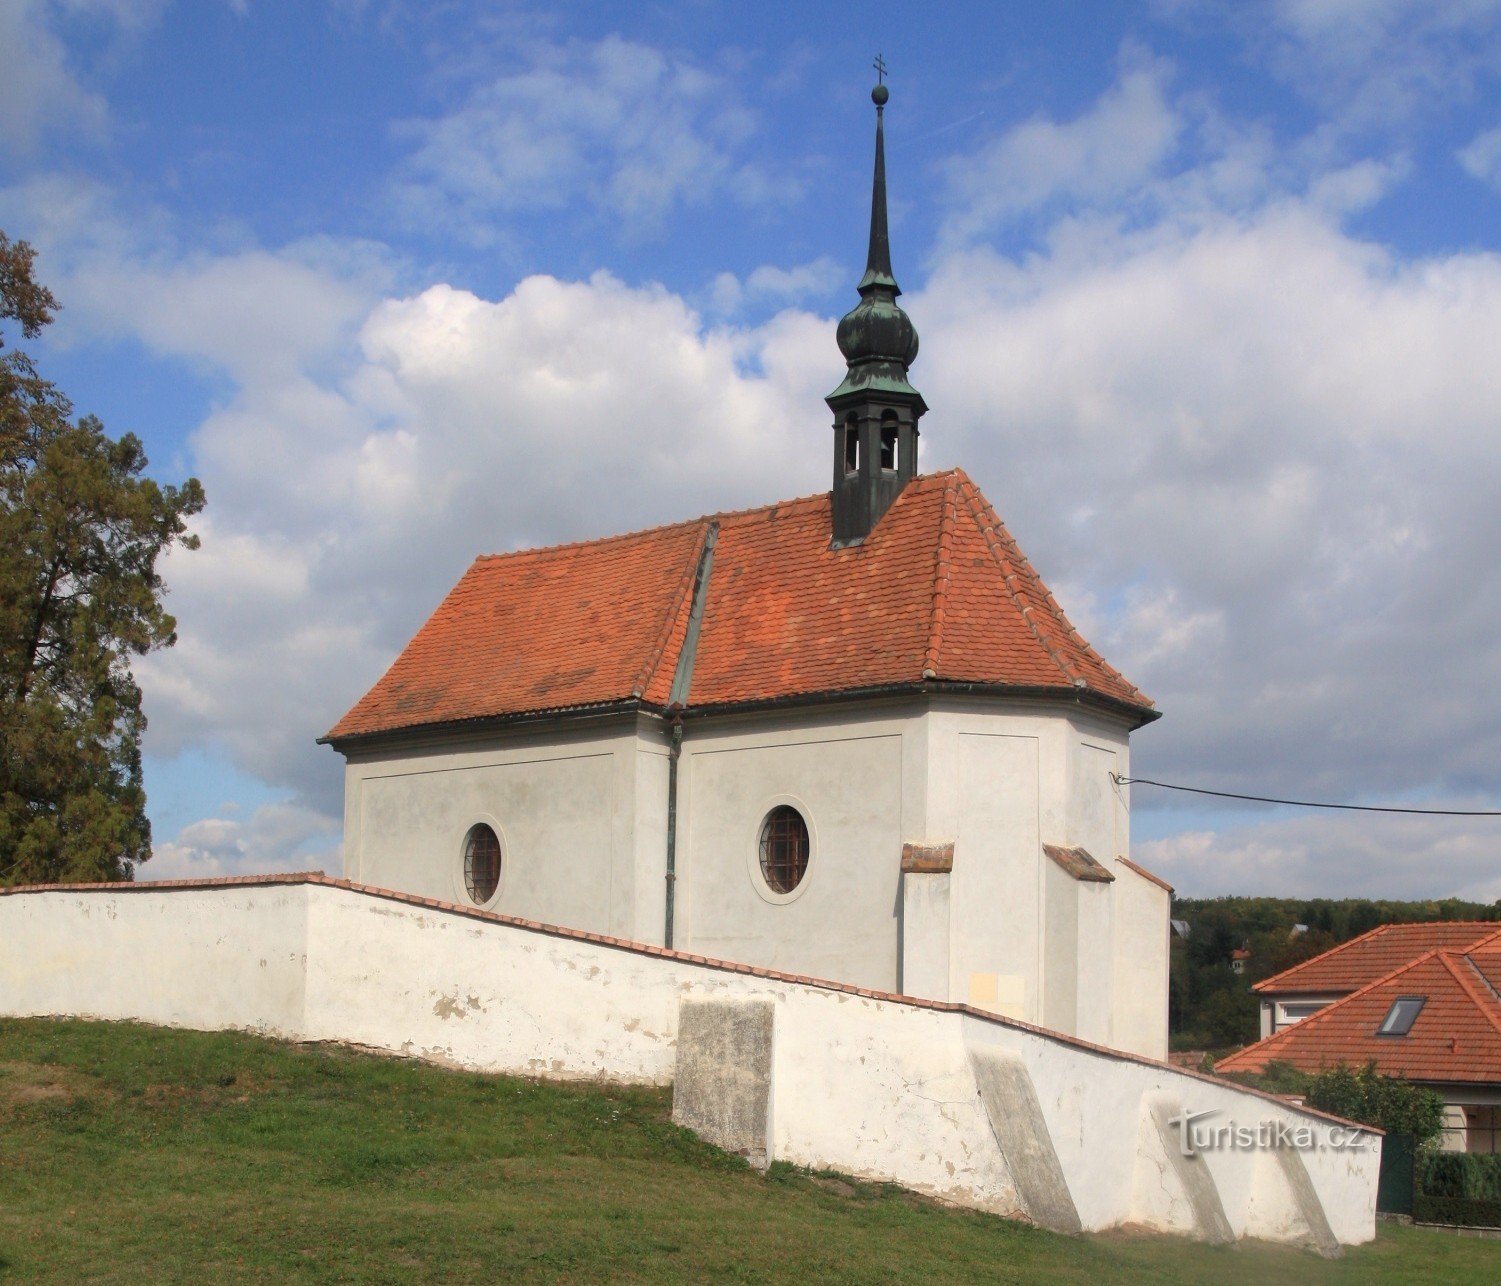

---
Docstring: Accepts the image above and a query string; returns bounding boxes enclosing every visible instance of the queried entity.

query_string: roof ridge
[1220,947,1454,1070]
[1443,952,1501,1038]
[1254,920,1500,993]
[954,475,1085,689]
[475,514,705,563]
[961,477,1148,703]
[630,520,712,700]
[922,472,960,679]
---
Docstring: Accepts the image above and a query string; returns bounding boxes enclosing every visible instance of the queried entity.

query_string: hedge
[1413,1193,1501,1229]
[1420,1151,1501,1200]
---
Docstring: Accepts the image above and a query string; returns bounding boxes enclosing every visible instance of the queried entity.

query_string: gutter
[664,716,683,949]
[662,524,718,948]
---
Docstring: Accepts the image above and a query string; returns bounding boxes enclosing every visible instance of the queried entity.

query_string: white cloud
[149,802,340,881]
[391,35,770,244]
[1459,123,1501,190]
[1138,810,1501,901]
[0,0,110,153]
[1172,0,1501,129]
[939,49,1184,247]
[708,256,842,315]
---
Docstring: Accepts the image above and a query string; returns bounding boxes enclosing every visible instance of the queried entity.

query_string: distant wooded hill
[1169,897,1501,1052]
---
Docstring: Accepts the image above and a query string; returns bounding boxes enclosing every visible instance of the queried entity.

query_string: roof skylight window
[1376,996,1426,1036]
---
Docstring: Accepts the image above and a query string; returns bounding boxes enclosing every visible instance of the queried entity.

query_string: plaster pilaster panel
[674,705,914,992]
[630,720,672,946]
[1042,859,1079,1033]
[340,721,633,935]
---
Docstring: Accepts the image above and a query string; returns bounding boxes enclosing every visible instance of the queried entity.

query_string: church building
[322,82,1172,1060]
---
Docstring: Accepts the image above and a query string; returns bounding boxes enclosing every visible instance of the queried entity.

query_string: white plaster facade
[337,692,1170,1059]
[0,878,1378,1248]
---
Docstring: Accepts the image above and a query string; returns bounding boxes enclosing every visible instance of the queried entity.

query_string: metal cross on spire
[873,52,887,85]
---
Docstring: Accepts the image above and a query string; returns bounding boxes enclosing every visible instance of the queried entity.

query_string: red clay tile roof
[1253,922,1500,996]
[1219,941,1501,1084]
[324,468,1155,742]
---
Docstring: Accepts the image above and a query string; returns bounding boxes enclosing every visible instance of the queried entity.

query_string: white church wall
[0,877,1378,1248]
[1112,861,1172,1060]
[1067,725,1128,1049]
[333,696,1167,1057]
[628,721,672,946]
[674,704,916,991]
[1041,859,1079,1033]
[339,717,644,940]
[925,702,1060,1020]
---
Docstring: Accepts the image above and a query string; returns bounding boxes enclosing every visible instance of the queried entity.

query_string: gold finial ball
[872,83,889,106]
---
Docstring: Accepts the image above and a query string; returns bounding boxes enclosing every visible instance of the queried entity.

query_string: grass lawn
[1,1018,1497,1283]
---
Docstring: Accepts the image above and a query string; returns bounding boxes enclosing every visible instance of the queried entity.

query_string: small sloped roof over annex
[1253,921,1500,996]
[323,468,1156,744]
[1220,930,1501,1084]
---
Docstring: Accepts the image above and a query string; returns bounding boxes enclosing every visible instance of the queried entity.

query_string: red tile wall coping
[1115,856,1174,895]
[2,872,1378,1135]
[900,842,954,874]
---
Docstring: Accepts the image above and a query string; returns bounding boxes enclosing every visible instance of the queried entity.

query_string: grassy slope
[1,1019,1497,1284]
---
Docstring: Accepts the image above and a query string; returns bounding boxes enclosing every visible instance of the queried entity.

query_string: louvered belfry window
[463,824,503,905]
[758,806,809,894]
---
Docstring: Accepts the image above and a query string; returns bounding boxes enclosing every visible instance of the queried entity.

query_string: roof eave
[320,677,1160,753]
[679,678,1159,727]
[319,697,658,753]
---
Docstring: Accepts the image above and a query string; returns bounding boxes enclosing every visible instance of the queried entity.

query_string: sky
[4,0,1501,902]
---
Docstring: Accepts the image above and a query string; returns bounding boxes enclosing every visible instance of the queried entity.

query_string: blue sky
[6,0,1501,899]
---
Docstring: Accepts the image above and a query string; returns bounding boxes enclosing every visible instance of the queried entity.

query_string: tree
[1306,1063,1446,1147]
[0,231,204,884]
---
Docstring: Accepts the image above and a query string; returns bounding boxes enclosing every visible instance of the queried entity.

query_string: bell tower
[827,64,927,547]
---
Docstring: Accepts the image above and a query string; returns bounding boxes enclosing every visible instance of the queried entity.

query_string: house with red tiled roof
[321,87,1172,1059]
[1221,927,1501,1153]
[1252,921,1499,1039]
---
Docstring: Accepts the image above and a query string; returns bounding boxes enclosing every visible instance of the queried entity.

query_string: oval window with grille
[463,823,503,905]
[758,805,810,895]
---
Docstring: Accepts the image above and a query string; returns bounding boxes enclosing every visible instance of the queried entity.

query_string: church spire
[860,74,896,294]
[827,61,926,547]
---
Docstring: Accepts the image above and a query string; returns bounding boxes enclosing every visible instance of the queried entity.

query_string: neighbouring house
[1230,947,1250,974]
[1251,921,1500,1038]
[1219,923,1501,1153]
[318,87,1173,1059]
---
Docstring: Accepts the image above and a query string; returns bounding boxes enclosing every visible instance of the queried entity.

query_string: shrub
[1420,1151,1501,1200]
[1303,1063,1445,1146]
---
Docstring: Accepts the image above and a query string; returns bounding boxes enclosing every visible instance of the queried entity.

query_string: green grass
[1,1019,1497,1283]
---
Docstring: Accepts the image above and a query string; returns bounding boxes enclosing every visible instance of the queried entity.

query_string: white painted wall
[675,705,913,991]
[1112,859,1172,1060]
[0,879,1378,1248]
[341,717,648,940]
[0,883,308,1035]
[333,694,1168,1058]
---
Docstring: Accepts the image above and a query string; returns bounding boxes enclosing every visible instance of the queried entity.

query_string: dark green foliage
[1170,896,1501,1052]
[0,232,203,884]
[1420,1151,1501,1201]
[1304,1063,1446,1146]
[1220,1058,1312,1096]
[1412,1194,1501,1229]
